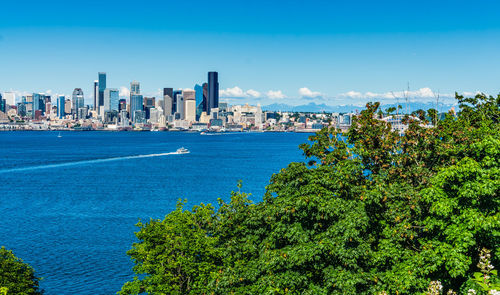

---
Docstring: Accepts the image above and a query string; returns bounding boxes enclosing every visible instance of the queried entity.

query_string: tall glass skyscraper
[93,80,98,110]
[173,90,182,115]
[208,72,219,114]
[194,84,207,120]
[130,81,140,95]
[57,96,65,118]
[104,89,119,112]
[98,72,106,108]
[130,94,143,122]
[72,88,84,115]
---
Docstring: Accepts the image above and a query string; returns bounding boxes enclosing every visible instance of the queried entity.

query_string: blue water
[0,131,310,294]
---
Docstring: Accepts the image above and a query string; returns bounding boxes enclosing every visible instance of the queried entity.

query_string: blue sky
[1,0,500,106]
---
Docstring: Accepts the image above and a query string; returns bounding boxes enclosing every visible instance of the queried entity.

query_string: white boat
[176,147,189,154]
[57,132,62,138]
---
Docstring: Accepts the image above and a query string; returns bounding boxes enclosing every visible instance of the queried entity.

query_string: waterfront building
[98,72,106,108]
[133,110,146,124]
[104,88,119,112]
[57,96,65,118]
[119,110,129,127]
[208,72,219,114]
[93,80,98,110]
[72,88,84,115]
[130,81,140,95]
[183,89,196,122]
[163,88,173,117]
[130,94,143,122]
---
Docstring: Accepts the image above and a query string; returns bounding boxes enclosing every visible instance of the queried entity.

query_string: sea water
[0,131,310,294]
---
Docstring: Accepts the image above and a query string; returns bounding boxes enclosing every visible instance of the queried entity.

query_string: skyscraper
[98,72,106,108]
[173,90,182,115]
[163,88,173,117]
[194,84,207,120]
[183,89,196,122]
[72,88,84,115]
[208,72,219,114]
[57,96,65,118]
[3,92,15,106]
[93,80,98,110]
[104,88,119,112]
[118,99,127,112]
[130,94,143,123]
[131,81,140,95]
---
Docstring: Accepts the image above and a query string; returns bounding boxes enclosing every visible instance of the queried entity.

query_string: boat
[57,132,62,138]
[176,147,189,154]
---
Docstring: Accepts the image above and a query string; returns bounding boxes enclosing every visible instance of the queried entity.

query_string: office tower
[143,97,155,119]
[77,107,88,120]
[45,102,51,116]
[194,84,207,120]
[130,94,143,122]
[183,89,196,122]
[72,88,84,115]
[57,96,65,118]
[93,80,98,110]
[65,99,72,114]
[17,102,26,117]
[130,81,140,95]
[208,72,219,114]
[32,93,42,118]
[3,92,15,106]
[98,72,106,108]
[173,90,182,115]
[118,99,127,112]
[163,88,173,117]
[104,88,119,112]
[173,91,184,119]
[119,110,129,127]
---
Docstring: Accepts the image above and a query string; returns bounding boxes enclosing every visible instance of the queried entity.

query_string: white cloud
[220,86,262,98]
[246,89,261,98]
[299,87,322,98]
[266,90,286,99]
[119,86,130,97]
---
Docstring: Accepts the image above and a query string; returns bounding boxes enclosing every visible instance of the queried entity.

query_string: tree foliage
[0,247,42,294]
[122,93,499,294]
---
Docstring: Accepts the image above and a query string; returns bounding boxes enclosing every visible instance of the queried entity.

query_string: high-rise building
[3,92,15,106]
[143,97,155,119]
[130,81,140,95]
[118,99,127,112]
[93,80,98,110]
[208,72,219,114]
[163,88,173,117]
[32,93,45,118]
[72,88,84,115]
[0,98,5,113]
[98,72,106,108]
[130,94,143,122]
[173,90,182,115]
[183,89,196,122]
[104,88,119,112]
[65,99,72,114]
[194,84,207,120]
[57,96,65,118]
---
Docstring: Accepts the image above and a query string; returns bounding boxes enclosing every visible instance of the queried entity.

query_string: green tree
[119,201,220,295]
[0,247,43,294]
[122,93,499,294]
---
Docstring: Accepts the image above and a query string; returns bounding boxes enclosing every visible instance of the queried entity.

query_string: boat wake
[0,151,186,174]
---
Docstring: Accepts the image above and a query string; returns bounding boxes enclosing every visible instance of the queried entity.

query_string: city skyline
[1,1,500,106]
